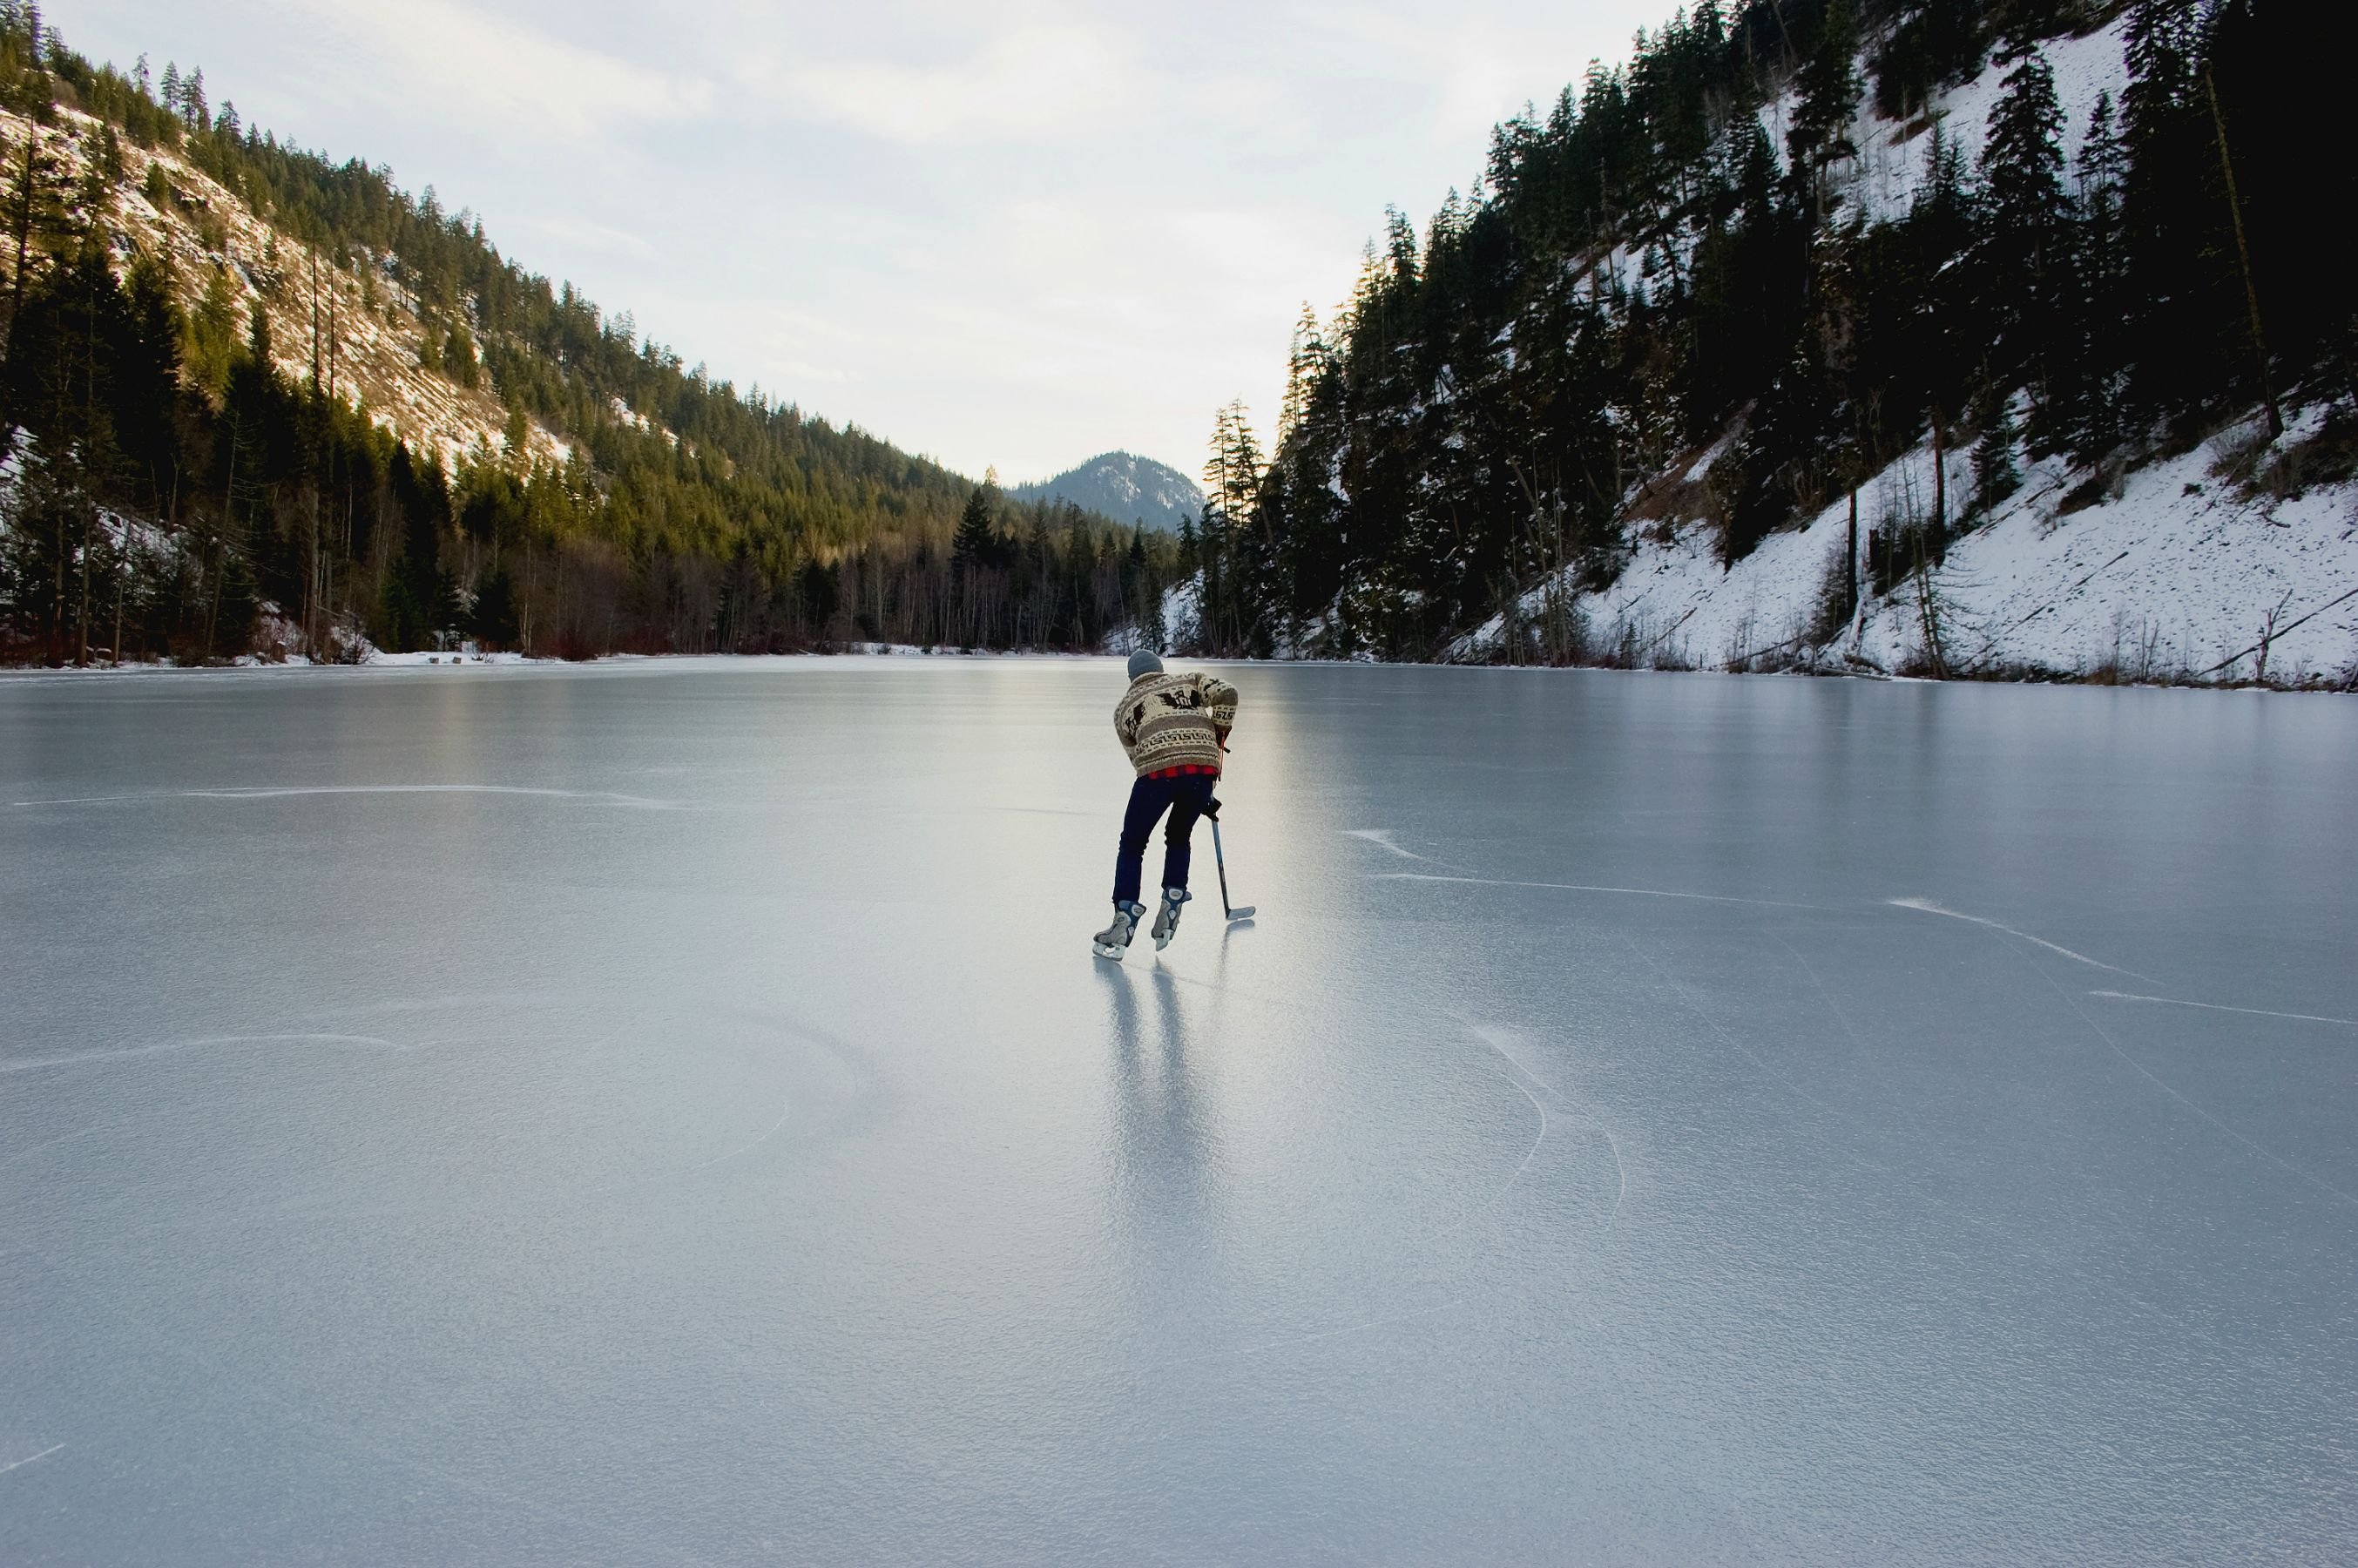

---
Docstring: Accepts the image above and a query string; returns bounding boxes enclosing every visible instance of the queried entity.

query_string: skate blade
[1091,942,1127,960]
[1153,933,1173,950]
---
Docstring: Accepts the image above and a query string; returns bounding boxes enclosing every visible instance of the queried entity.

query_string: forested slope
[1187,0,2355,684]
[0,5,1177,663]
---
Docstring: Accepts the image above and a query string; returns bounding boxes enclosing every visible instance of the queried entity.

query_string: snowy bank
[1456,407,2358,687]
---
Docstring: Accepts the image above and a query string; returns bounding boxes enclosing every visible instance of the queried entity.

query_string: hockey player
[1091,650,1239,959]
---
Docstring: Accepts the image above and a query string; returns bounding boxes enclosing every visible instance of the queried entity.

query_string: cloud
[293,0,713,139]
[770,24,1128,143]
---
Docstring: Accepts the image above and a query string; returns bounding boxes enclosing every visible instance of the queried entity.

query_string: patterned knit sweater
[1114,672,1238,776]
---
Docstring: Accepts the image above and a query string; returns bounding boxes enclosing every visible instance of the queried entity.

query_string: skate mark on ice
[1380,872,1818,909]
[11,784,684,810]
[1468,1024,1625,1233]
[0,1444,64,1478]
[682,1098,794,1173]
[1468,1023,1560,1097]
[1343,828,1435,862]
[1494,1072,1549,1197]
[2091,991,2358,1031]
[2028,962,2358,1208]
[0,1032,409,1074]
[1887,897,2150,980]
[1471,1028,1546,1198]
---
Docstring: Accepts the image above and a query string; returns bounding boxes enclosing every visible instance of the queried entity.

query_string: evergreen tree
[1970,390,2021,517]
[1977,27,2070,443]
[0,113,72,431]
[2120,0,2226,422]
[2060,91,2129,460]
[1787,0,1862,202]
[950,481,996,569]
[1873,0,1990,119]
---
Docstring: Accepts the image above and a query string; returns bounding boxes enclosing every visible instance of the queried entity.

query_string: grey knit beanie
[1126,649,1164,679]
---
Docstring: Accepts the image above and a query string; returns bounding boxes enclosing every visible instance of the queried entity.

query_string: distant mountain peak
[1011,451,1202,534]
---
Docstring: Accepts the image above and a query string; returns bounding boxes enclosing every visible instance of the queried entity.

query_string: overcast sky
[61,0,1662,483]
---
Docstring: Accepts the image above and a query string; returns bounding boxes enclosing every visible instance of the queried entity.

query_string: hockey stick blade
[1226,905,1256,921]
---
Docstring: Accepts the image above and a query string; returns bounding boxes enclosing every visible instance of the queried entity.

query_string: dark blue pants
[1113,773,1216,905]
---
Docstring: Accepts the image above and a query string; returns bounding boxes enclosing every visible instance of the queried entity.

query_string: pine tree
[0,118,72,428]
[1872,0,1990,120]
[1977,27,2069,442]
[1279,304,1326,442]
[950,482,994,569]
[2062,91,2129,460]
[2120,0,2219,422]
[1787,0,1861,201]
[1970,390,2021,517]
[159,60,179,113]
[185,264,240,395]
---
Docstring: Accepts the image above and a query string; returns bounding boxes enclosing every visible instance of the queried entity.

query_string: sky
[60,0,1664,483]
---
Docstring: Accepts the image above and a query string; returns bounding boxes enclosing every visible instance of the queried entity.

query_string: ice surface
[4,659,2356,1562]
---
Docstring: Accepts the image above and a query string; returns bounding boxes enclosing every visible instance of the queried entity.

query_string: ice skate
[1150,887,1191,950]
[1092,901,1145,960]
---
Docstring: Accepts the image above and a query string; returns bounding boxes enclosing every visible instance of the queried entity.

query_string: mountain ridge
[1010,451,1203,535]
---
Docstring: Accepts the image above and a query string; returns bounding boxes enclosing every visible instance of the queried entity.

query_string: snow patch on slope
[1850,17,2132,226]
[2,102,630,476]
[1458,408,2358,686]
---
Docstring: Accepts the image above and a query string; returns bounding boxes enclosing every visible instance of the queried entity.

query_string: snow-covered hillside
[1839,17,2130,227]
[1441,17,2358,688]
[1013,451,1204,534]
[1,102,589,475]
[1457,404,2357,685]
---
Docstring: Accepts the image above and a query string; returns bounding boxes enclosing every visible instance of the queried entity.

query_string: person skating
[1091,650,1239,959]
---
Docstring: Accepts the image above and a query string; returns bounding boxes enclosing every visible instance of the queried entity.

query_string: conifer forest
[1199,0,2352,671]
[0,3,1177,664]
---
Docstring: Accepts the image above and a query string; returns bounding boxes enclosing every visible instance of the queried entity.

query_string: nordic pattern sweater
[1115,672,1238,776]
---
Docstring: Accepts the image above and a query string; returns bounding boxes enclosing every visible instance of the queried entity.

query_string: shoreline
[3,646,2348,696]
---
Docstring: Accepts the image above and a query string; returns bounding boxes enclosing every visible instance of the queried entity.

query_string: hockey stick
[1205,798,1254,921]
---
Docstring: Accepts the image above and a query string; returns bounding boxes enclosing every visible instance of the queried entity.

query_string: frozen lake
[4,659,2355,1563]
